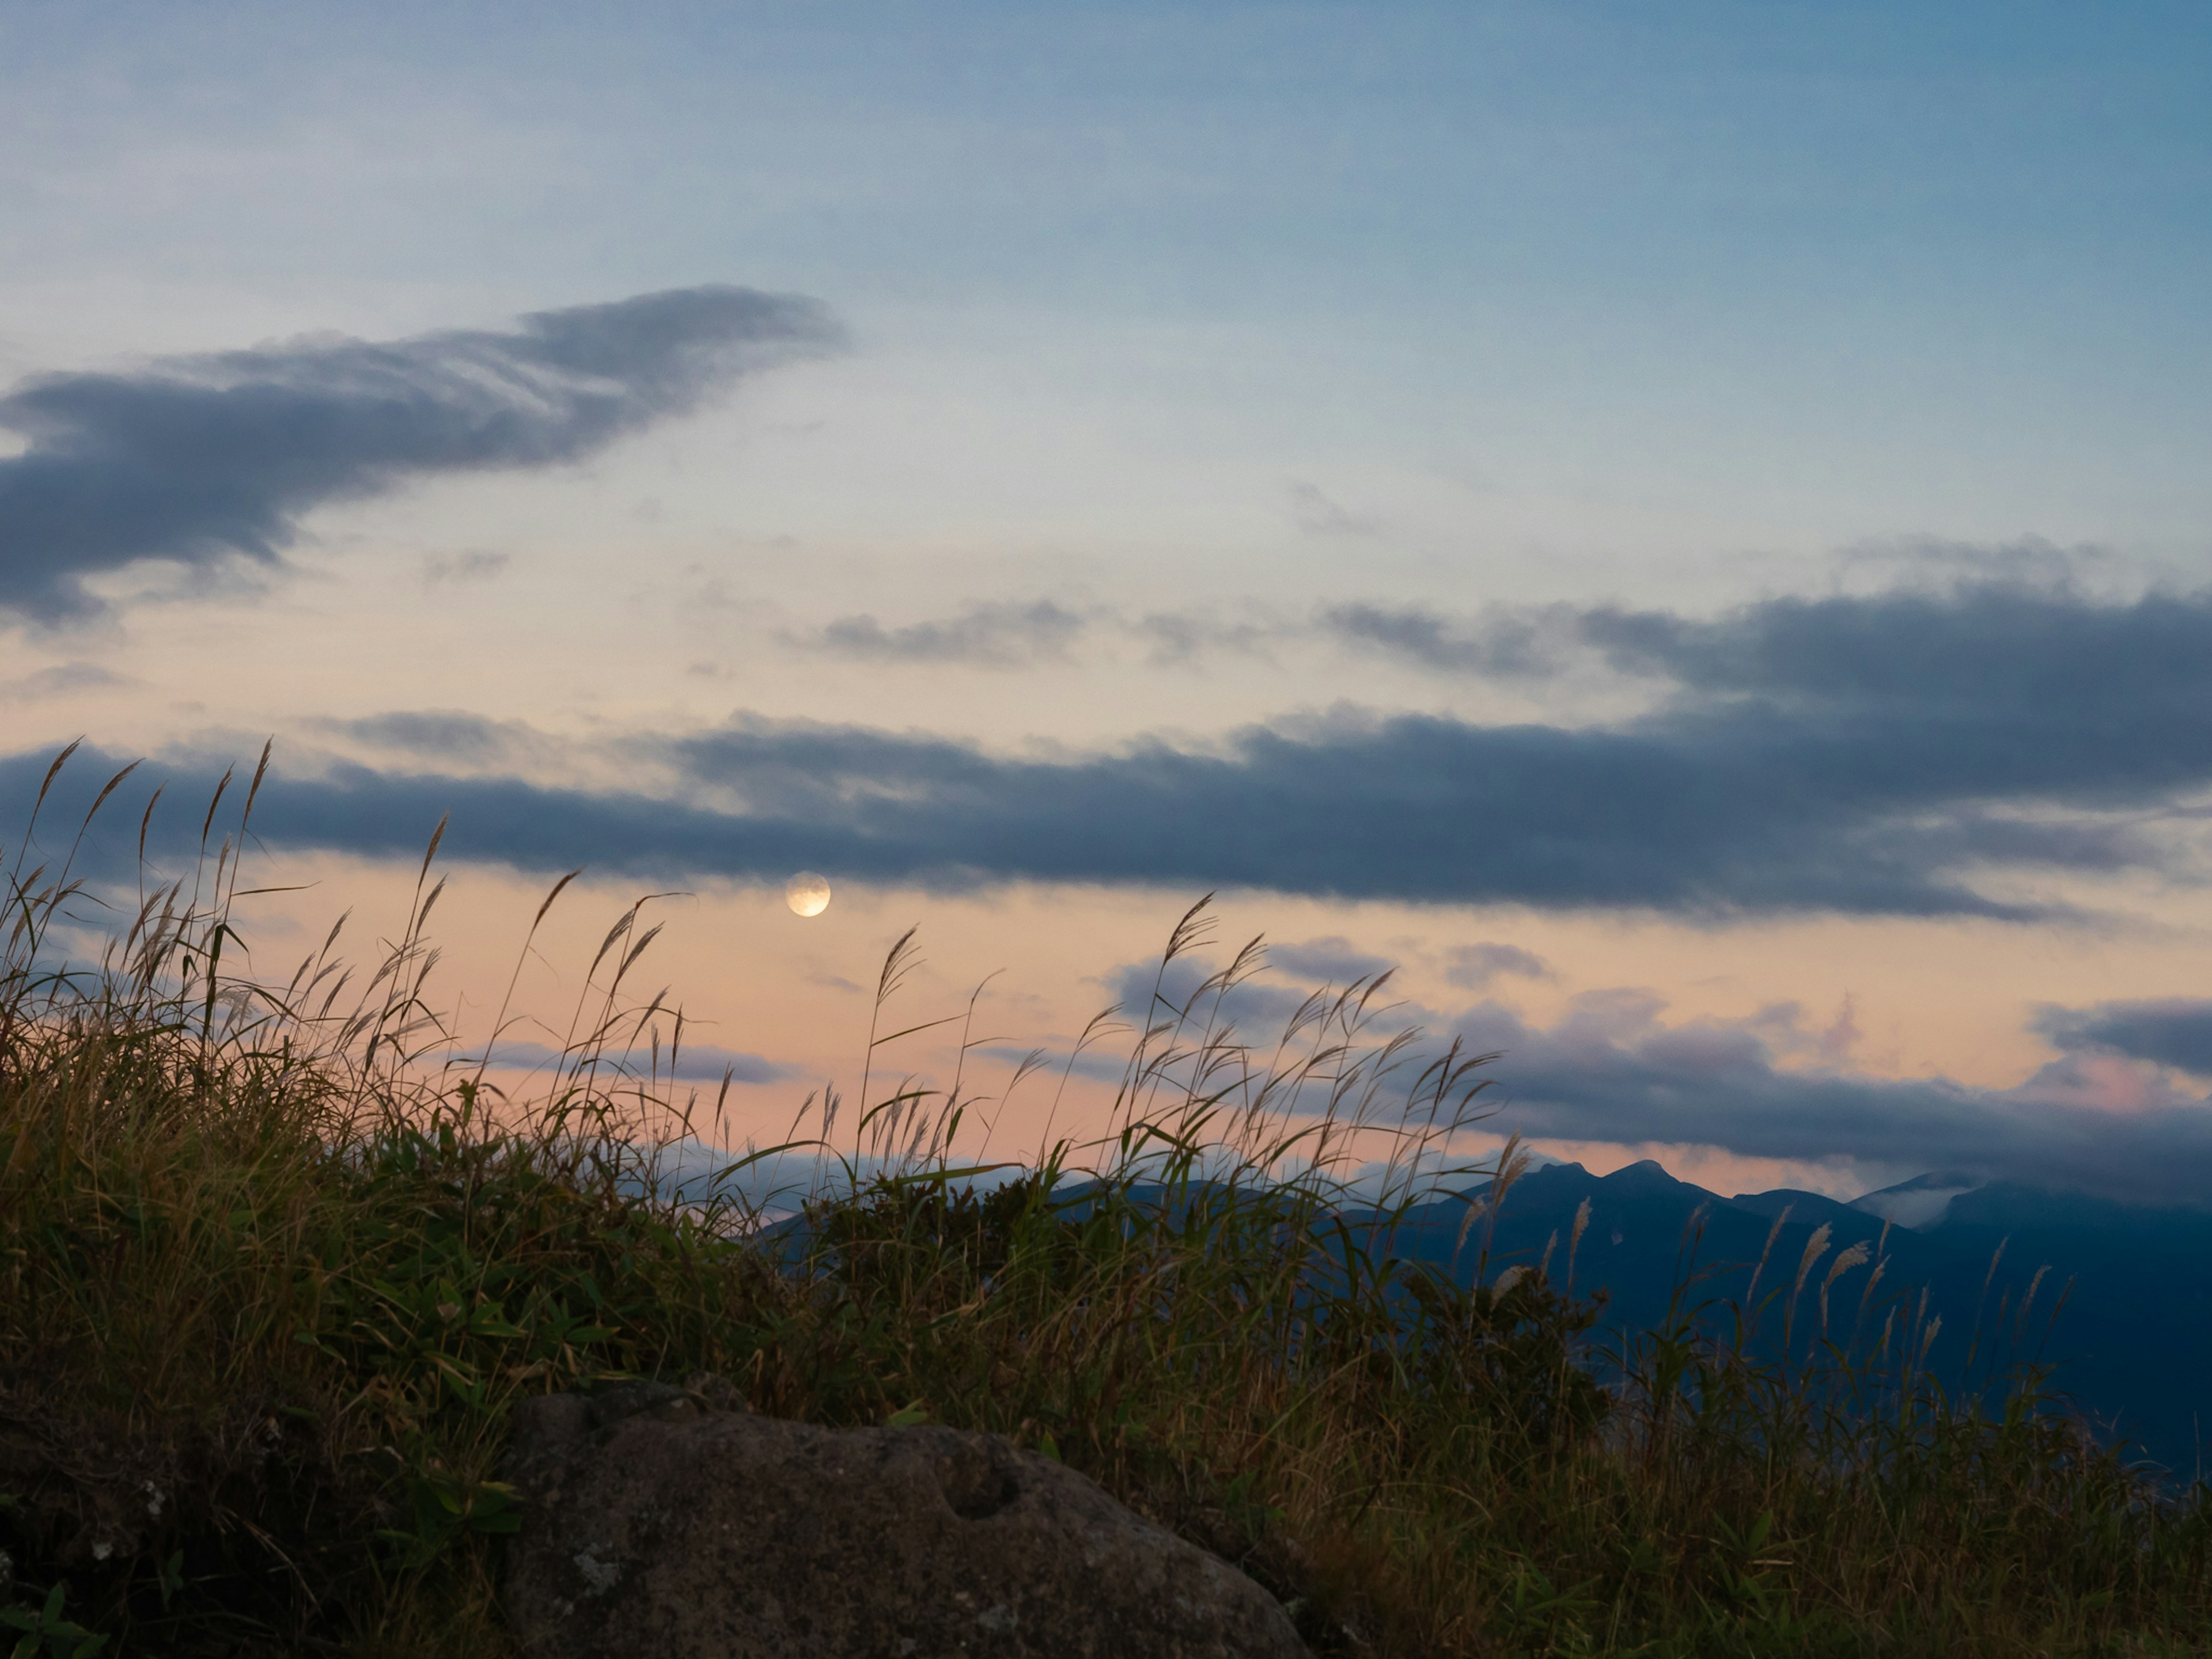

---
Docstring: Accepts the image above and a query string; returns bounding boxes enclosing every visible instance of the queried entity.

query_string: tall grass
[0,755,2206,1656]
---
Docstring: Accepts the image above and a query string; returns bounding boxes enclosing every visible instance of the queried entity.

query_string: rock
[502,1383,1310,1658]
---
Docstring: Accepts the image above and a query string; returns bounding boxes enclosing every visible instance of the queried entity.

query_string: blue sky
[10,0,2211,560]
[5,2,2212,1201]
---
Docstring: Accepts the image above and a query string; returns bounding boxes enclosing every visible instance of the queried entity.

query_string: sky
[5,0,2212,1204]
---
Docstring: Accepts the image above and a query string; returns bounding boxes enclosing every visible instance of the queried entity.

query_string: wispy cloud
[0,286,840,620]
[0,662,131,703]
[465,1039,794,1086]
[797,600,1088,667]
[1444,942,1552,989]
[817,578,2181,704]
[422,550,512,587]
[1267,935,1395,984]
[313,710,541,767]
[1287,480,1380,537]
[1320,601,1571,676]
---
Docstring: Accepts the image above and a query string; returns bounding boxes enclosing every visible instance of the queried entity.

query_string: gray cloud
[844,579,2212,716]
[0,286,840,619]
[1288,481,1380,537]
[1575,582,2212,718]
[154,711,2149,915]
[653,684,2171,916]
[1320,601,1571,676]
[1444,942,1552,989]
[10,581,2211,918]
[423,550,512,586]
[801,600,1088,668]
[1266,936,1395,984]
[1339,579,2212,739]
[1099,956,1336,1047]
[1132,608,1279,668]
[469,1039,794,1086]
[1831,533,2104,589]
[0,732,2152,924]
[316,710,537,766]
[2035,998,2212,1080]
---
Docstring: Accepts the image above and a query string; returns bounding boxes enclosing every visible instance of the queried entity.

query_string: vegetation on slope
[1,757,2207,1656]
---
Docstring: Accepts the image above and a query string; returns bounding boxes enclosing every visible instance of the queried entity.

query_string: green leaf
[467,1480,525,1534]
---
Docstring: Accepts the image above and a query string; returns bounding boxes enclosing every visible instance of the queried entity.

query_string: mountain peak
[1600,1158,1681,1192]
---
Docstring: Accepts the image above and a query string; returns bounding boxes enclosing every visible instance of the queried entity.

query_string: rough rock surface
[502,1380,1310,1659]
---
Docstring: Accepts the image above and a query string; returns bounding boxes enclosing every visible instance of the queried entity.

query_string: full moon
[784,871,832,917]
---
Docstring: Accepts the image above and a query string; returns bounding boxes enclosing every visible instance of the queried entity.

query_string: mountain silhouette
[1376,1160,2210,1477]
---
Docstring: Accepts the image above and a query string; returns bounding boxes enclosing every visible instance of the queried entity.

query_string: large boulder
[502,1380,1310,1659]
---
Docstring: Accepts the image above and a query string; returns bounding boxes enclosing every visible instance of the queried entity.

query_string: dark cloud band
[0,286,840,619]
[2035,999,2212,1079]
[7,581,2209,917]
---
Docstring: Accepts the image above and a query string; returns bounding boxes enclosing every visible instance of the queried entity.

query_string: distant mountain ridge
[1376,1160,2211,1477]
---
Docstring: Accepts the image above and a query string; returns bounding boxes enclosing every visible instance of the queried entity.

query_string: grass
[0,753,2207,1656]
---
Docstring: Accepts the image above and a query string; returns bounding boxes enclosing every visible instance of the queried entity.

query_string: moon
[784,871,832,917]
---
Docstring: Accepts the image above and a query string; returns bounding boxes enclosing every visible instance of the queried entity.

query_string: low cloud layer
[7,579,2210,917]
[0,286,839,619]
[1098,953,2212,1207]
[1450,995,2212,1206]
